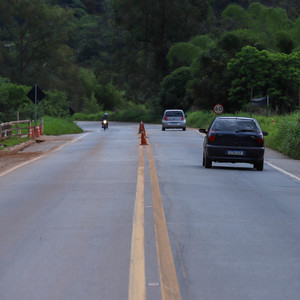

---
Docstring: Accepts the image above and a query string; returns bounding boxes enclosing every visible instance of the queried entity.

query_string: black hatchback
[199,117,268,171]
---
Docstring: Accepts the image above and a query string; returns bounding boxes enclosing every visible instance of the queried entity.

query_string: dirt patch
[0,136,74,174]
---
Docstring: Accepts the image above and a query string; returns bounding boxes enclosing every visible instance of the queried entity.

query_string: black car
[199,117,268,171]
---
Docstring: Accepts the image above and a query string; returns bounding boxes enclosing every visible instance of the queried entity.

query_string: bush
[186,110,300,159]
[273,112,300,159]
[43,116,83,135]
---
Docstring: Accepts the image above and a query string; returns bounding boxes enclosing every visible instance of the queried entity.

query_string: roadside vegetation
[187,111,300,159]
[42,116,83,136]
[0,1,299,159]
[0,136,31,150]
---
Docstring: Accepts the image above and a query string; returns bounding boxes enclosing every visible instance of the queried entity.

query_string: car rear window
[212,119,258,132]
[165,111,183,117]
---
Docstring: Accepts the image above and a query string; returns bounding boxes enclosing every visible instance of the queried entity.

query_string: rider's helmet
[104,113,108,117]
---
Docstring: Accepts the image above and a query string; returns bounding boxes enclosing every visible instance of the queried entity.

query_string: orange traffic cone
[30,127,34,139]
[37,125,41,137]
[139,121,145,134]
[140,131,148,145]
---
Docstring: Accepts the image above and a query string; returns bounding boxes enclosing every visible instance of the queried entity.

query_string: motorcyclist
[102,113,109,121]
[102,113,109,129]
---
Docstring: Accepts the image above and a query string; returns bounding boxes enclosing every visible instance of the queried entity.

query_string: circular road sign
[213,104,224,115]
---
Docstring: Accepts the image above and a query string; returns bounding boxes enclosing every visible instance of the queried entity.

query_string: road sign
[27,84,46,124]
[27,85,46,104]
[213,104,224,115]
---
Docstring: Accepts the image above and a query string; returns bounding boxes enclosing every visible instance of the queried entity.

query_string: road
[0,122,299,300]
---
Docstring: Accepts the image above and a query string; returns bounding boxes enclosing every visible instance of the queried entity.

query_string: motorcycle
[102,119,108,130]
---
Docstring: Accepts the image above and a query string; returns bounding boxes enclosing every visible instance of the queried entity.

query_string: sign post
[26,85,46,125]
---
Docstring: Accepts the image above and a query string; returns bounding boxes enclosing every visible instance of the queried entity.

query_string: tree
[0,0,75,87]
[167,35,216,69]
[227,46,300,112]
[109,0,214,101]
[159,67,191,111]
[186,46,231,110]
[167,43,200,69]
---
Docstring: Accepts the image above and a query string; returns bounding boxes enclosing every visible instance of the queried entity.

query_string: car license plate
[227,150,244,156]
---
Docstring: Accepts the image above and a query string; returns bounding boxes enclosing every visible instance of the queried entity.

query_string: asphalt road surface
[0,122,299,300]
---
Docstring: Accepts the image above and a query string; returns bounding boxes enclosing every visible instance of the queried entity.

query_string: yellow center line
[129,135,182,300]
[146,144,182,300]
[128,145,146,300]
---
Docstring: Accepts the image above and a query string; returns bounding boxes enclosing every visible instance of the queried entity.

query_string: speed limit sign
[213,104,224,115]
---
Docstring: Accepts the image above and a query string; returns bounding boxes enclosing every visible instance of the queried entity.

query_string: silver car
[162,109,186,131]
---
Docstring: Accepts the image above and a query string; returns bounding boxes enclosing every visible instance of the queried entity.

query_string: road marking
[53,132,90,152]
[0,154,46,178]
[0,133,90,178]
[146,145,182,300]
[265,161,300,182]
[128,145,146,300]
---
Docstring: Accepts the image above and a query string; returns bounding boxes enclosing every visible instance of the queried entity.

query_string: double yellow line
[128,142,182,300]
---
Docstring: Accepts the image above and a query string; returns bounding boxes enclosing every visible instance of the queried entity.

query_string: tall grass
[272,113,300,159]
[43,116,83,135]
[187,111,300,159]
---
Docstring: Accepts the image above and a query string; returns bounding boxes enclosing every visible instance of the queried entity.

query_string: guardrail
[0,120,31,140]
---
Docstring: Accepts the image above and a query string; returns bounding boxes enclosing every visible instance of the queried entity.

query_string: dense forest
[1,0,300,122]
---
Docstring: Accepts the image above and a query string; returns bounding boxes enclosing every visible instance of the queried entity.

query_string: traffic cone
[30,127,34,139]
[139,121,145,134]
[37,125,40,137]
[140,131,148,145]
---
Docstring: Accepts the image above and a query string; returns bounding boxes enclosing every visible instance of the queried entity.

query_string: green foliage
[186,46,231,111]
[272,112,300,159]
[167,43,200,68]
[72,102,161,123]
[190,35,216,49]
[187,110,300,159]
[1,0,300,118]
[0,77,71,121]
[0,0,75,85]
[0,79,29,122]
[43,116,83,135]
[72,112,104,121]
[227,46,300,113]
[0,136,31,150]
[110,0,214,97]
[159,67,192,111]
[221,4,249,30]
[186,110,216,129]
[167,35,216,69]
[82,93,101,114]
[78,68,125,110]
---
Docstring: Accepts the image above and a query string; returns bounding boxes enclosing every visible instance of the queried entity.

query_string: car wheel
[254,160,264,171]
[204,153,212,168]
[162,127,165,131]
[202,153,205,166]
[183,127,186,131]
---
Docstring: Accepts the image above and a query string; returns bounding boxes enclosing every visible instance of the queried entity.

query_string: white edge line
[53,132,89,152]
[0,132,90,178]
[0,155,46,178]
[265,161,300,182]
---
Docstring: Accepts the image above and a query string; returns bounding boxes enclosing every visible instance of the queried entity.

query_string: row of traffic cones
[139,121,148,145]
[30,125,43,139]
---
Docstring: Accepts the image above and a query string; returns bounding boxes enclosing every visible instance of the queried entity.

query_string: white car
[162,109,186,131]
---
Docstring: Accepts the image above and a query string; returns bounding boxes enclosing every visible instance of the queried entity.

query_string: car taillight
[208,130,216,142]
[257,133,264,143]
[181,116,184,121]
[165,116,168,121]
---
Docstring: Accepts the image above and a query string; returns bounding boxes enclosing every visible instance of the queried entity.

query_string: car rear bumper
[162,121,186,129]
[206,145,265,163]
